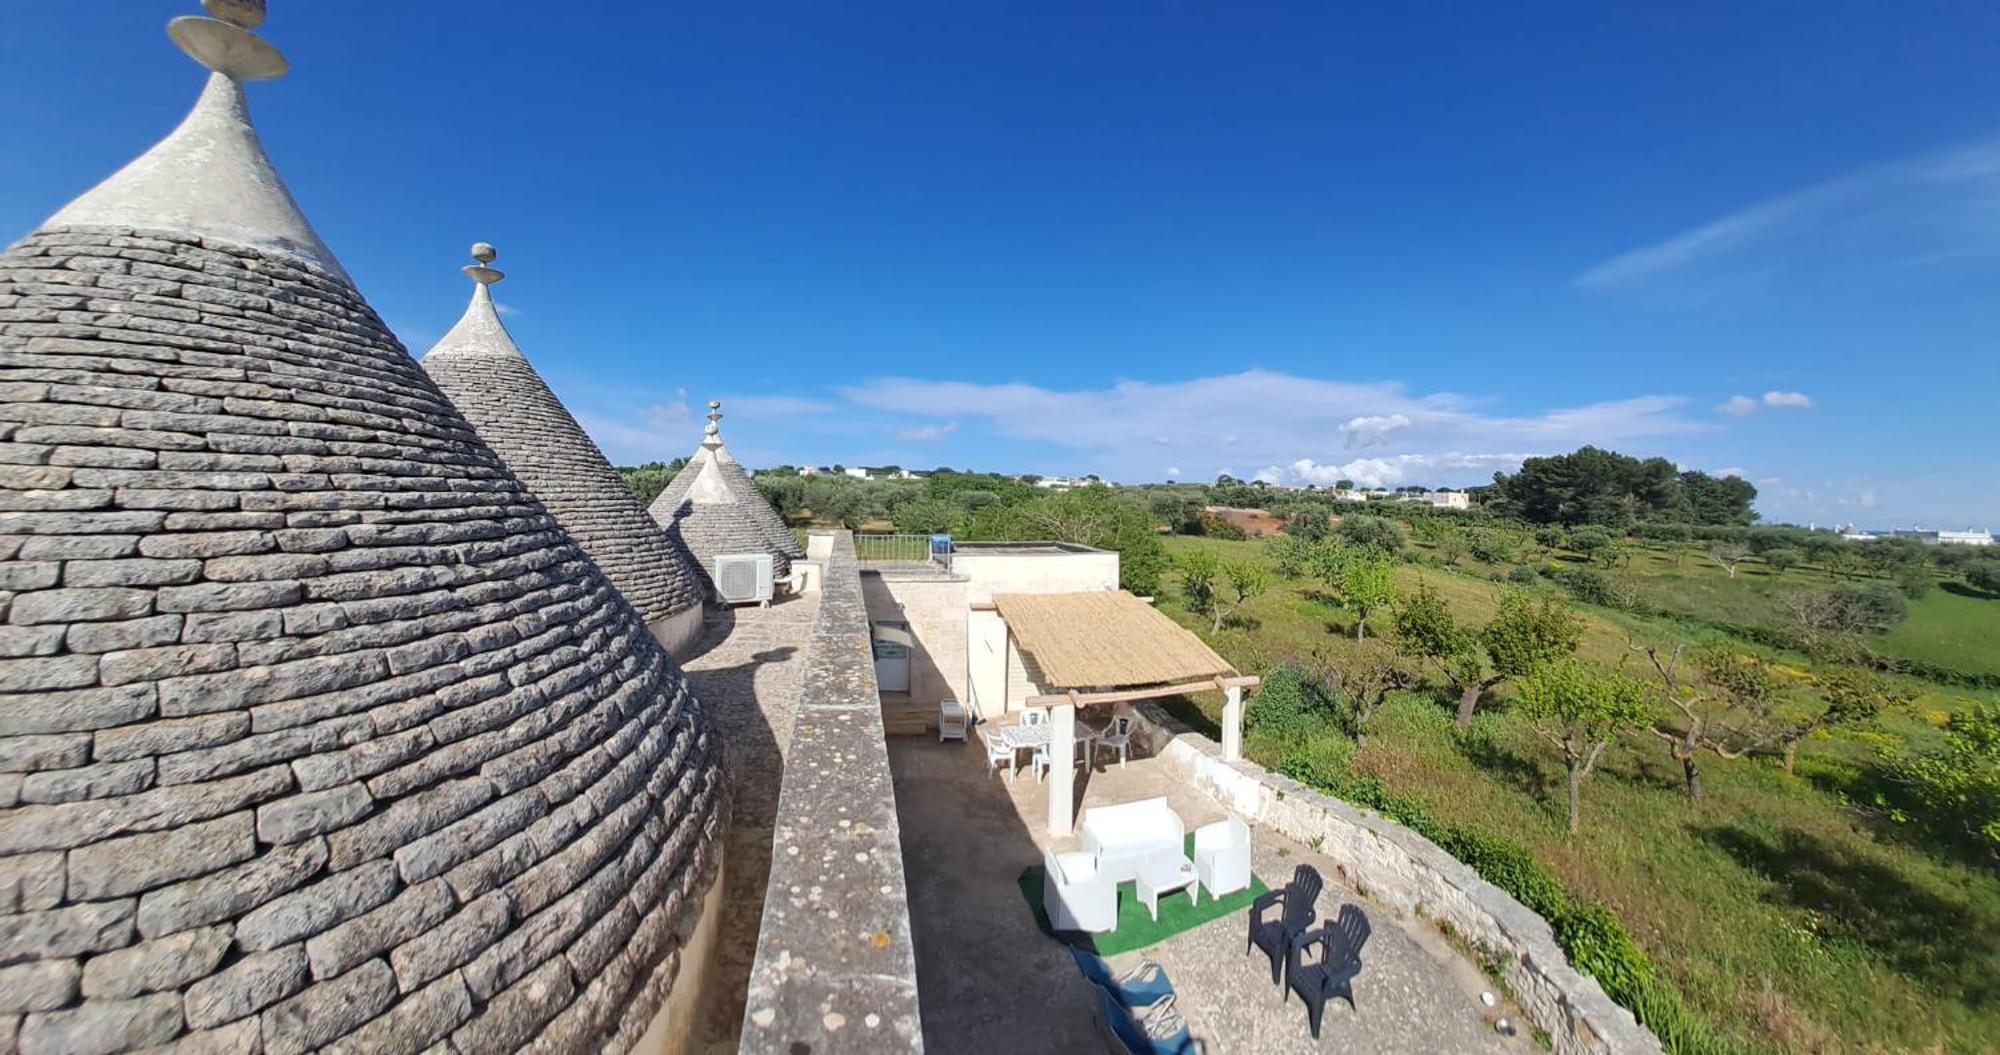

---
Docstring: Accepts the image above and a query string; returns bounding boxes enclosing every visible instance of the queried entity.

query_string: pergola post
[1048,701,1076,836]
[1221,683,1244,762]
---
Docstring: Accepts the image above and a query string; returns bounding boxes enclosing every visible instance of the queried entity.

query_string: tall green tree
[1516,660,1650,834]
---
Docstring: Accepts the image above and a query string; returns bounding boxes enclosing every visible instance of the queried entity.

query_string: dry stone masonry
[0,4,725,1053]
[647,404,803,589]
[421,245,704,652]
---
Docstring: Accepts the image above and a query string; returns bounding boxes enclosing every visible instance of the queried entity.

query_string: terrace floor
[888,730,1537,1054]
[679,595,819,1055]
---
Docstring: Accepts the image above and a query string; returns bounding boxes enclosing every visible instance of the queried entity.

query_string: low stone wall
[739,532,924,1053]
[1128,703,1664,1055]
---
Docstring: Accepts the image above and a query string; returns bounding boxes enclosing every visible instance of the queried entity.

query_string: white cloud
[1715,467,1745,479]
[1858,489,1879,509]
[577,402,697,463]
[839,369,1703,488]
[494,302,521,318]
[1338,413,1413,449]
[1718,390,1813,417]
[1165,466,1181,478]
[718,395,835,417]
[1577,138,2000,292]
[1253,467,1284,484]
[896,421,959,443]
[1286,452,1531,489]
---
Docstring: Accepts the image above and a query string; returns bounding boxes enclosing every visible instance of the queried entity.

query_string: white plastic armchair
[1044,846,1117,933]
[1193,814,1252,900]
[978,727,1014,779]
[1094,714,1137,769]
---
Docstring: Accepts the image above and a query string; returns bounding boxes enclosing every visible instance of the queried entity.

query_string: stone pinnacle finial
[169,0,287,81]
[464,243,505,286]
[702,401,723,447]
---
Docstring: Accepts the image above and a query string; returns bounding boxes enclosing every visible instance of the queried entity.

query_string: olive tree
[1212,559,1272,632]
[1338,552,1400,640]
[1706,540,1752,579]
[1516,660,1650,834]
[1630,641,1783,800]
[1393,586,1584,731]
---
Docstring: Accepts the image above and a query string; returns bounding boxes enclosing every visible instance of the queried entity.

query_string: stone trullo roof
[0,7,722,1054]
[646,403,804,583]
[420,247,704,630]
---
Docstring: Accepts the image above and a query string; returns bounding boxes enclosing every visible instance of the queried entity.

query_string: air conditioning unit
[713,553,774,605]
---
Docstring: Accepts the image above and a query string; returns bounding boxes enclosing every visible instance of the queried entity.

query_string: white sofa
[1078,797,1185,884]
[1193,814,1252,899]
[1044,847,1116,932]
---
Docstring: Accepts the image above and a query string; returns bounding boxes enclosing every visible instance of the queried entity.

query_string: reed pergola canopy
[993,590,1241,691]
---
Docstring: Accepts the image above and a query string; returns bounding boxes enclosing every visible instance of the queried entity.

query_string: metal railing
[853,533,944,565]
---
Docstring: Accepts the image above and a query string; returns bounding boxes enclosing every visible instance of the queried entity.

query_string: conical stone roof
[0,8,722,1054]
[421,247,705,654]
[646,403,804,585]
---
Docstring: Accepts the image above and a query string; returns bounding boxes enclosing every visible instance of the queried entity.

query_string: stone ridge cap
[44,72,349,283]
[423,282,525,361]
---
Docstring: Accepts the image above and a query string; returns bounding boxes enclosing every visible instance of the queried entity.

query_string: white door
[872,621,912,693]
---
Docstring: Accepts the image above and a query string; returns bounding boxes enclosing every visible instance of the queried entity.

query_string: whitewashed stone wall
[1128,703,1665,1055]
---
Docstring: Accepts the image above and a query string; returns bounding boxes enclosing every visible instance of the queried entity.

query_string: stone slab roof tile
[421,264,703,627]
[0,11,725,1050]
[646,411,803,586]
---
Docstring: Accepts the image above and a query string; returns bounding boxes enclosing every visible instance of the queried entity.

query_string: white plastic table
[1135,854,1199,921]
[998,724,1050,751]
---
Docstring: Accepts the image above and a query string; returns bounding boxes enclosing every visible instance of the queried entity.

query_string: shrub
[1506,565,1540,586]
[1550,565,1615,605]
[1199,513,1248,541]
[1466,530,1517,565]
[1245,664,1339,740]
[1276,729,1357,789]
[1829,582,1908,633]
[1337,515,1406,555]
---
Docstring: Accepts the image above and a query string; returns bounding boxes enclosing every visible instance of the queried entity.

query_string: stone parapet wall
[1127,703,1665,1055]
[739,532,922,1053]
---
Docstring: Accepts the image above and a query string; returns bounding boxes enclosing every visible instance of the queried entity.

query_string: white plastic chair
[1193,814,1252,900]
[1043,846,1116,932]
[1094,714,1136,769]
[978,727,1014,780]
[1074,723,1098,764]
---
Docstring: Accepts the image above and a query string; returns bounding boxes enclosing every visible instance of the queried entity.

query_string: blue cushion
[1070,946,1175,1008]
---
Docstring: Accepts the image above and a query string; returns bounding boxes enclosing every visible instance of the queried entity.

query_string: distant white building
[1403,491,1471,510]
[1940,529,1994,546]
[843,467,870,480]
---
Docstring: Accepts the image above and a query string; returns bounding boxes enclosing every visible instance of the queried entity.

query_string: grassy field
[1882,585,2000,677]
[1156,534,2000,1055]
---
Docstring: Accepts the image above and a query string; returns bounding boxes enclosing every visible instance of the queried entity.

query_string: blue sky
[6,3,1998,528]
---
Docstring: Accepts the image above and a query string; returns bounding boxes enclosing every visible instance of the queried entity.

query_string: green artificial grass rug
[1019,836,1270,957]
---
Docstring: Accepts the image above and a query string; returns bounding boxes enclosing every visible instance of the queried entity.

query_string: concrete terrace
[680,597,819,1054]
[888,739,1537,1054]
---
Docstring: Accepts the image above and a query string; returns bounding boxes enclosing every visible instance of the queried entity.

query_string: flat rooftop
[949,541,1110,556]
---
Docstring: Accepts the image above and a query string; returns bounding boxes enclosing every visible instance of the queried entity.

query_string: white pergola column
[1221,683,1244,762]
[1048,701,1076,836]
